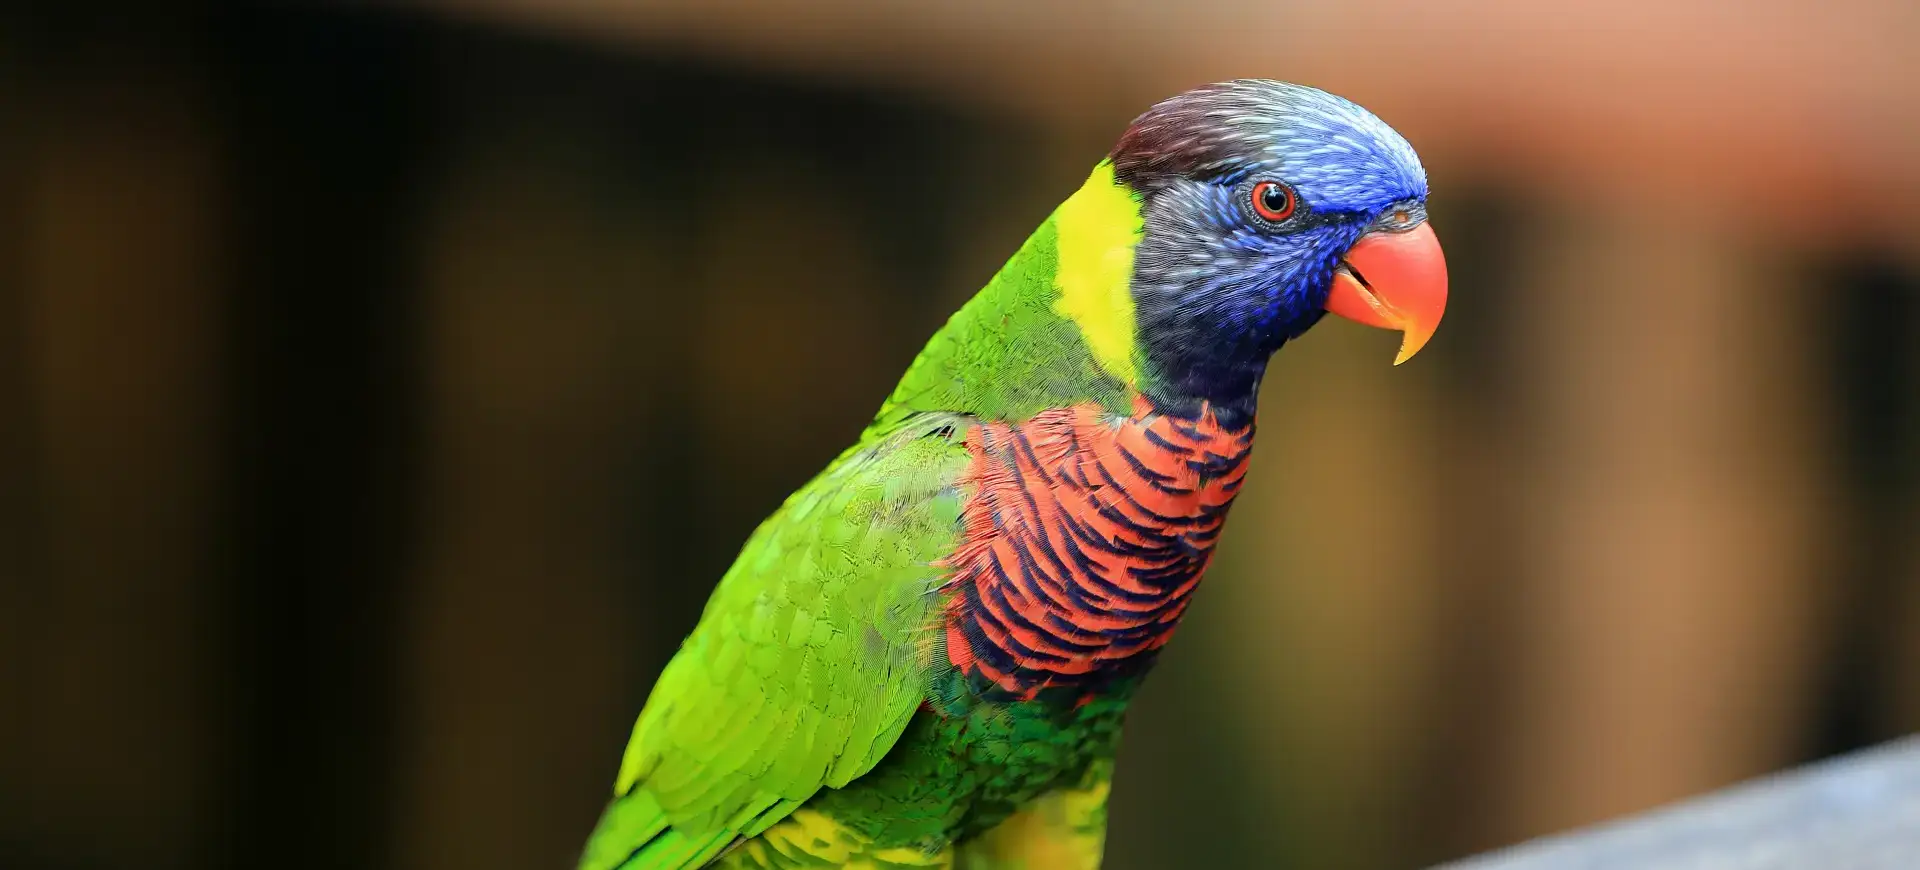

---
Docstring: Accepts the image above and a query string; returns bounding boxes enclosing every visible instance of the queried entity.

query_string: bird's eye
[1250,180,1297,223]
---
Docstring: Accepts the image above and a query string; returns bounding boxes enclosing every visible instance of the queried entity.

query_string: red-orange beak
[1324,221,1448,365]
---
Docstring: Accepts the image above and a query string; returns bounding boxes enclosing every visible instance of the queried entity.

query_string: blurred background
[3,2,1918,868]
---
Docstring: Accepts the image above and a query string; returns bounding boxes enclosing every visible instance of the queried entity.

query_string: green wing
[581,416,973,870]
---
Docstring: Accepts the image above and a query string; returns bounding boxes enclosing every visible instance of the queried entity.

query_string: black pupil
[1261,185,1290,214]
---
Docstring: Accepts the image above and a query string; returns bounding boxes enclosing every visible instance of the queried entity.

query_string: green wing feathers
[582,417,974,870]
[581,789,739,870]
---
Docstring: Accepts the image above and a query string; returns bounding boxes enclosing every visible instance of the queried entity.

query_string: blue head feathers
[1111,80,1433,413]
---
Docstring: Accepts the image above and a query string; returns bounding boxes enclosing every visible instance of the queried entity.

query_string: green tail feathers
[579,789,734,870]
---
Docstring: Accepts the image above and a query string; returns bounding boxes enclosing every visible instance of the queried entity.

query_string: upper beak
[1324,221,1448,365]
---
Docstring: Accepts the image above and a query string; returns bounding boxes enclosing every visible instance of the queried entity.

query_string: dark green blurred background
[3,3,1917,869]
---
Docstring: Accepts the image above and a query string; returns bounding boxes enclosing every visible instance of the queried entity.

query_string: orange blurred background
[2,2,1917,868]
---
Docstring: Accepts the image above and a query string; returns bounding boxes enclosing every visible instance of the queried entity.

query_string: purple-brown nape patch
[1111,80,1282,187]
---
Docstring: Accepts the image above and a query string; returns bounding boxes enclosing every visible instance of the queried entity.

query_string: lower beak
[1324,221,1448,365]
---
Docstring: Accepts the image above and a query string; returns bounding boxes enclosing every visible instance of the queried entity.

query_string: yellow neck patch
[1051,160,1145,389]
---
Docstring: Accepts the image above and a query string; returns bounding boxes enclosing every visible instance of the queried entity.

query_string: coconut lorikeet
[580,79,1447,869]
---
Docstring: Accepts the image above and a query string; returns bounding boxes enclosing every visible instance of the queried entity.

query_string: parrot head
[1108,79,1447,406]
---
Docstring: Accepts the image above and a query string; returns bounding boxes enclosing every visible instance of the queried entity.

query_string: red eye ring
[1250,180,1297,223]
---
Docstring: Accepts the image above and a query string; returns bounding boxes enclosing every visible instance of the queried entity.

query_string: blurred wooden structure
[2,4,1918,870]
[425,0,1920,244]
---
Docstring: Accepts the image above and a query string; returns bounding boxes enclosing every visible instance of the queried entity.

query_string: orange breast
[940,396,1254,701]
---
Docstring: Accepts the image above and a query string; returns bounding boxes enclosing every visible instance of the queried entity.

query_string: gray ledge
[1440,737,1920,870]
